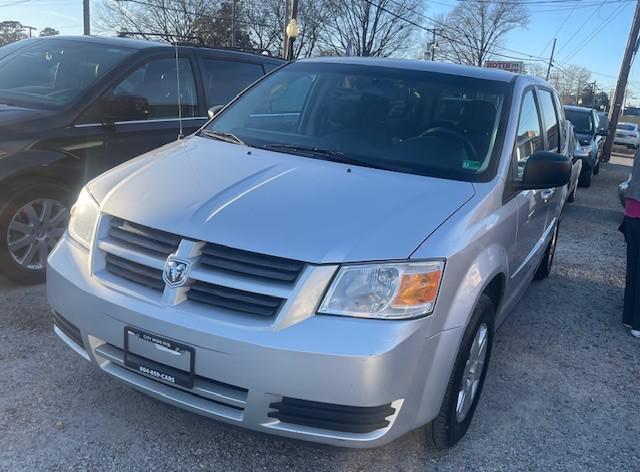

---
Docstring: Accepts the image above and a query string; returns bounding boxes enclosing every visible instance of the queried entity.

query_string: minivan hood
[91,137,475,264]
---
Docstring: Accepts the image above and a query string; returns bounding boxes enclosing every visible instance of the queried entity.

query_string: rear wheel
[425,295,494,449]
[0,182,71,284]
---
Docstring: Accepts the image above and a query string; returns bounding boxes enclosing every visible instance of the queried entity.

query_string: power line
[384,0,550,61]
[554,0,607,57]
[559,1,629,63]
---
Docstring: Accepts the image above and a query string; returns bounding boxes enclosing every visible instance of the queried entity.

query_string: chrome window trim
[74,117,208,128]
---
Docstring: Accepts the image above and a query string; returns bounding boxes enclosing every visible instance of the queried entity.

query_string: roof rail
[117,31,205,46]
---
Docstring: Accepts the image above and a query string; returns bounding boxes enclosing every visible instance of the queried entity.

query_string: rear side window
[201,59,264,107]
[515,90,543,180]
[538,89,560,152]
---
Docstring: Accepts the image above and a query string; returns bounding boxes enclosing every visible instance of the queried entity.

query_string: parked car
[0,35,283,283]
[48,59,571,449]
[614,122,640,149]
[565,119,582,203]
[564,105,608,187]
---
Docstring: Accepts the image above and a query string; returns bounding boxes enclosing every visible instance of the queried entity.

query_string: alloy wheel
[455,322,489,423]
[6,198,69,270]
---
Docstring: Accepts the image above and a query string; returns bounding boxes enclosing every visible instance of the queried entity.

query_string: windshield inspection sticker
[463,160,481,170]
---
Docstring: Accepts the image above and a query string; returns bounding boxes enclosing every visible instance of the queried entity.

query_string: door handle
[541,189,555,202]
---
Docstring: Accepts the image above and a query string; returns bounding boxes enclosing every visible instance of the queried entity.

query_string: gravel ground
[1,154,639,471]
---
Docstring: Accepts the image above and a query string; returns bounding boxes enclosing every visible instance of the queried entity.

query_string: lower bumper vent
[53,311,84,348]
[268,397,395,434]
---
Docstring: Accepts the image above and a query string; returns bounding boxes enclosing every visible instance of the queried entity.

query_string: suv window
[111,57,198,120]
[538,89,560,152]
[202,59,264,108]
[515,90,543,180]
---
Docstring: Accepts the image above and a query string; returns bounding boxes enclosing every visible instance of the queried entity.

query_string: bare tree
[322,0,424,57]
[96,0,221,42]
[433,0,528,66]
[39,27,60,37]
[0,21,27,46]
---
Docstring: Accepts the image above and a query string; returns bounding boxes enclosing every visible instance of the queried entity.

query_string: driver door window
[515,90,543,180]
[109,57,198,121]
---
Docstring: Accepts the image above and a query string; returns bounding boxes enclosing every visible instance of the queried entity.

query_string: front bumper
[47,235,462,448]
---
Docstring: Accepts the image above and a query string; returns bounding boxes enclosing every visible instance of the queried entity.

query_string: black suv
[563,105,608,187]
[0,36,283,283]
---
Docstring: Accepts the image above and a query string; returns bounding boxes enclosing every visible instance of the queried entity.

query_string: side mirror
[521,151,572,190]
[208,105,224,119]
[102,93,149,123]
[596,129,609,137]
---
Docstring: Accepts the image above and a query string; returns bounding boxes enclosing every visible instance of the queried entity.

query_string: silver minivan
[47,58,571,449]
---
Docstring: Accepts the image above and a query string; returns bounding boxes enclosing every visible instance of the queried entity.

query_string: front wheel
[0,182,71,284]
[534,222,559,280]
[578,166,593,187]
[425,295,494,449]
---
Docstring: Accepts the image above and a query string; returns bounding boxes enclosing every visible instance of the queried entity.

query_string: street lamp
[286,19,299,61]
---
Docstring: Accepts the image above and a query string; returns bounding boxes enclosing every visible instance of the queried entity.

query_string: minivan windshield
[0,39,134,109]
[565,109,593,134]
[205,61,509,181]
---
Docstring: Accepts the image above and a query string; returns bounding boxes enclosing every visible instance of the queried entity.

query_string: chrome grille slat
[105,253,164,291]
[188,281,283,317]
[108,218,180,257]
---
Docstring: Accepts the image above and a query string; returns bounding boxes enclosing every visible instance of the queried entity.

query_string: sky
[1,0,640,103]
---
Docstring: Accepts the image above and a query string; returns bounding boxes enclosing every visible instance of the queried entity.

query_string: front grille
[105,253,164,291]
[108,217,180,257]
[268,398,396,434]
[200,243,304,284]
[188,281,283,317]
[98,216,307,320]
[53,311,84,348]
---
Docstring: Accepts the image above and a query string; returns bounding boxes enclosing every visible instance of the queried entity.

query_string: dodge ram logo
[163,257,190,288]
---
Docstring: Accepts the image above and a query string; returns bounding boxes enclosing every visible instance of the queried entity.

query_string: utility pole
[83,0,90,35]
[231,0,236,48]
[428,28,437,61]
[545,38,556,81]
[284,0,299,61]
[282,0,289,59]
[23,25,36,38]
[603,0,640,161]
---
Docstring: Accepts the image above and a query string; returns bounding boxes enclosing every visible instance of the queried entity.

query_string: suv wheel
[0,182,71,284]
[534,222,559,280]
[425,295,494,449]
[578,166,593,188]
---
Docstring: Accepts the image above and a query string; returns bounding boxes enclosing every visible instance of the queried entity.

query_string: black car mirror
[521,151,572,190]
[208,105,224,119]
[102,93,149,123]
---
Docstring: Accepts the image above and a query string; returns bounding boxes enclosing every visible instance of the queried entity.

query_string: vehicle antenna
[174,41,184,140]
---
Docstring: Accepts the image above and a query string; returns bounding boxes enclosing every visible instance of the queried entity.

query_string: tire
[0,181,71,284]
[593,160,600,175]
[567,183,577,203]
[425,295,495,449]
[578,166,593,188]
[534,221,559,280]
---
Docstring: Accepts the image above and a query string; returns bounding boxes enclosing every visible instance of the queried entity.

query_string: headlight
[575,145,591,156]
[68,187,100,249]
[318,261,445,320]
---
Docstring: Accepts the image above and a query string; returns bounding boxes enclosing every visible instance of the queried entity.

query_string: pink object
[625,198,640,218]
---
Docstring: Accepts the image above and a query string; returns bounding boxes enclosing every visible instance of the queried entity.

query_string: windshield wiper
[201,129,245,145]
[262,144,407,173]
